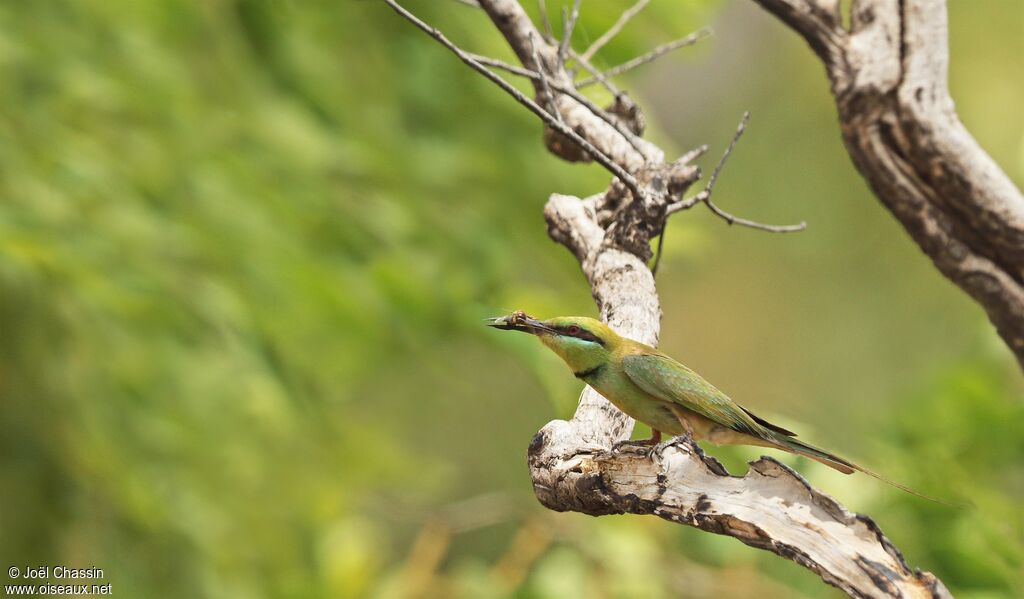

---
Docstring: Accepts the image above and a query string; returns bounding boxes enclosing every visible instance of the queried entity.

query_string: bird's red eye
[567,325,580,335]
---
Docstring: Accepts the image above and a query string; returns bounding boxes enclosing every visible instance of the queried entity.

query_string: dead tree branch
[383,0,950,596]
[665,111,807,233]
[579,0,651,63]
[540,188,945,598]
[751,0,1024,368]
[557,0,581,69]
[381,0,644,199]
[576,28,712,88]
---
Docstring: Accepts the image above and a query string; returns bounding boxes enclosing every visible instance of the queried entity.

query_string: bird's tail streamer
[771,436,966,508]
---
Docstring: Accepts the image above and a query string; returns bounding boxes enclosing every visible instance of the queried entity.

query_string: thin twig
[651,222,669,276]
[651,144,708,276]
[677,144,710,165]
[577,28,712,88]
[579,0,650,62]
[382,0,644,202]
[452,0,480,7]
[702,194,807,231]
[530,33,563,124]
[467,52,542,78]
[666,113,807,232]
[465,53,646,155]
[569,49,622,96]
[557,0,582,70]
[693,113,746,203]
[537,0,554,43]
[664,195,699,215]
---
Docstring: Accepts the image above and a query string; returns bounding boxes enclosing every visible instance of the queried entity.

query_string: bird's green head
[485,312,621,374]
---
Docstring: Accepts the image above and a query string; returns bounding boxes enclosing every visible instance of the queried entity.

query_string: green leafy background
[1,1,1021,597]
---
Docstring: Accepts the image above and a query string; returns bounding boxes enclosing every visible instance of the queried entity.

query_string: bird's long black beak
[484,313,555,335]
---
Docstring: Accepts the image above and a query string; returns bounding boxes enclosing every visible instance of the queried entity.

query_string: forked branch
[665,112,808,233]
[379,0,950,596]
[579,0,651,62]
[655,112,806,274]
[381,0,643,199]
[576,28,712,88]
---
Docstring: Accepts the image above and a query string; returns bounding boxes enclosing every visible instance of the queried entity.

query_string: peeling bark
[530,435,950,598]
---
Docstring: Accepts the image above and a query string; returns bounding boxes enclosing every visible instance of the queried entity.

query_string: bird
[486,311,950,504]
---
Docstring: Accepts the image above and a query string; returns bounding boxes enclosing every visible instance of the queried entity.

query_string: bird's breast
[584,366,686,436]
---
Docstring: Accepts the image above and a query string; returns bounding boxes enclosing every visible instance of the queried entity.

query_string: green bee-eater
[487,311,946,502]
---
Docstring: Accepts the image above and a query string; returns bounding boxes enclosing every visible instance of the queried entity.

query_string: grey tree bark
[752,0,1024,368]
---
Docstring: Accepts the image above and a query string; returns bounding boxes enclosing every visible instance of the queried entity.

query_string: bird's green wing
[621,352,768,437]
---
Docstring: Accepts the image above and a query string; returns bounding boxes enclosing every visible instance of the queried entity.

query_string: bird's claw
[650,433,695,460]
[670,432,694,447]
[615,433,695,459]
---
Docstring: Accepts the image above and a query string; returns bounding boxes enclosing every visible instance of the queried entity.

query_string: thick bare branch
[752,0,1024,366]
[541,192,949,599]
[531,436,953,598]
[752,0,845,65]
[381,1,945,596]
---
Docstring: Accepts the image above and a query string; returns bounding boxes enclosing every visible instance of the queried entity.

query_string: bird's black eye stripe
[558,325,604,345]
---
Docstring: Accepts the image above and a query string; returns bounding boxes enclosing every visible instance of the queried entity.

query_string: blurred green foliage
[0,1,1021,598]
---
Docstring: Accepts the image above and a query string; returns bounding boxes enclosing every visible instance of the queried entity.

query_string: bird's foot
[669,432,694,446]
[651,432,695,460]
